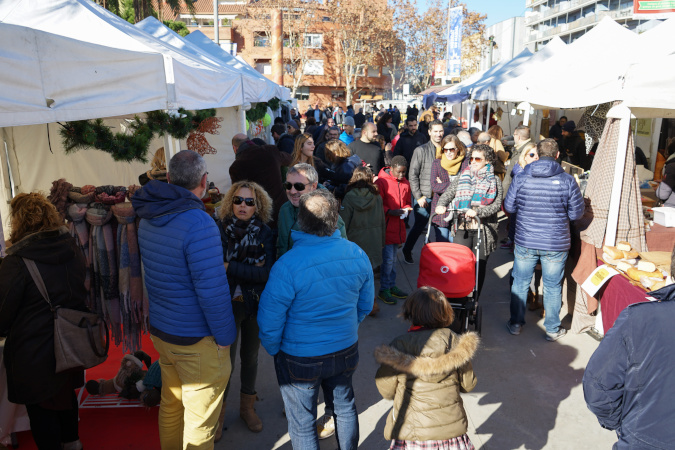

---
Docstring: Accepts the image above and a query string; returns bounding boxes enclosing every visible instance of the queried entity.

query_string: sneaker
[500,239,513,250]
[389,286,409,299]
[506,320,522,335]
[545,328,567,342]
[402,250,414,265]
[317,414,335,440]
[378,289,397,305]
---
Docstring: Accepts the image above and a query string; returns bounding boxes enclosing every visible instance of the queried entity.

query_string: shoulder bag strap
[21,257,53,310]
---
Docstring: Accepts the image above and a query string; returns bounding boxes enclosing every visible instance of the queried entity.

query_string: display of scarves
[67,203,92,310]
[86,204,122,346]
[112,203,144,353]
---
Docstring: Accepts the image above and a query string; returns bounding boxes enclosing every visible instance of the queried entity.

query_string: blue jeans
[274,343,359,450]
[403,201,431,254]
[380,244,397,290]
[510,245,568,333]
[432,224,452,243]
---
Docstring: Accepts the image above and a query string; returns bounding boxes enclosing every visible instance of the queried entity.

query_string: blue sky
[419,0,528,27]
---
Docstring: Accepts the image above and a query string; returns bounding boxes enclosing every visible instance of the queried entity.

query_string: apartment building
[525,0,651,50]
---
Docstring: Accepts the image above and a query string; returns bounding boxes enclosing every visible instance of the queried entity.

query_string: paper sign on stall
[582,265,620,297]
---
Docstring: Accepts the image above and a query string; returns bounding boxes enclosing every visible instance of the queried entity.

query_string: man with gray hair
[259,189,373,450]
[276,163,347,258]
[132,150,236,447]
[457,130,473,149]
[477,132,491,145]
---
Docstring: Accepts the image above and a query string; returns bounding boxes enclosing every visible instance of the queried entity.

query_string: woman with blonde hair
[487,125,508,181]
[214,181,274,439]
[430,135,466,242]
[138,147,167,185]
[0,193,88,449]
[288,133,329,182]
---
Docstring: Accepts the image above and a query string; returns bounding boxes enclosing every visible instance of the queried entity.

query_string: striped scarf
[453,164,497,211]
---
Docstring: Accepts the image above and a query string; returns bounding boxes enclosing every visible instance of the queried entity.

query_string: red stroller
[417,211,483,335]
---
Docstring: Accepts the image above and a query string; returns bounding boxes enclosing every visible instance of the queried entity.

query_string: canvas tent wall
[0,0,245,110]
[0,22,168,127]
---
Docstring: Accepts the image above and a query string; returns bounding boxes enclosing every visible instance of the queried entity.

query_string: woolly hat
[562,121,576,132]
[287,120,300,130]
[343,116,355,127]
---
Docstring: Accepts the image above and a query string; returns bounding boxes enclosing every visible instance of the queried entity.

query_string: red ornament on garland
[187,116,223,156]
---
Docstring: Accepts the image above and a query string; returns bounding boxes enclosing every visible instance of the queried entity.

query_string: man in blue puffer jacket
[132,150,236,449]
[258,189,373,450]
[504,139,584,341]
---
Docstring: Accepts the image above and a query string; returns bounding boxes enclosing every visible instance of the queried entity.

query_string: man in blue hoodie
[132,150,236,448]
[504,139,584,341]
[258,189,373,450]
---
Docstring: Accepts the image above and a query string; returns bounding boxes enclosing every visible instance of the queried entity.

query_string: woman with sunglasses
[430,135,466,242]
[435,144,503,299]
[214,181,274,438]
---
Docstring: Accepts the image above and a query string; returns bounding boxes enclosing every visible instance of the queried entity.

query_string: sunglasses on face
[528,153,537,158]
[283,181,311,191]
[444,146,457,152]
[470,157,484,162]
[233,196,255,207]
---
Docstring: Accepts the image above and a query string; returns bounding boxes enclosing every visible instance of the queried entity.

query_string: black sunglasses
[233,196,255,207]
[283,181,311,191]
[528,153,537,158]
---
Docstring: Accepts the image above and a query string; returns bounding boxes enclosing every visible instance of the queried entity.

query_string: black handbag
[22,257,109,373]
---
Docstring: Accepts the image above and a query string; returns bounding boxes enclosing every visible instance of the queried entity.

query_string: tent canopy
[183,29,291,102]
[0,22,167,127]
[0,0,245,110]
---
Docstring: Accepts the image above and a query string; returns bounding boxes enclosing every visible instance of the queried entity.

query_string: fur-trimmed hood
[375,331,479,382]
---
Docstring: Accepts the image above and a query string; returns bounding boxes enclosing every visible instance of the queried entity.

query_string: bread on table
[616,261,635,273]
[616,241,632,252]
[637,260,657,273]
[603,245,624,260]
[627,267,664,281]
[622,250,639,259]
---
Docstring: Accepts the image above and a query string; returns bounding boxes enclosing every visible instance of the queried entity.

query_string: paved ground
[217,214,617,449]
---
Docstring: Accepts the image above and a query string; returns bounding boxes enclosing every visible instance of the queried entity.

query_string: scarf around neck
[453,163,498,211]
[436,150,464,176]
[222,215,265,265]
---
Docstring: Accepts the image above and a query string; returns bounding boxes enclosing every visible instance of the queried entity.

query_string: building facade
[480,16,526,72]
[524,0,653,51]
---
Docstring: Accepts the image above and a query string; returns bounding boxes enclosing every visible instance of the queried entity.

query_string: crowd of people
[7,98,669,450]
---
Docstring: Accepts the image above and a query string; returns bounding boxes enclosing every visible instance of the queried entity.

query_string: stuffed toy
[85,350,161,407]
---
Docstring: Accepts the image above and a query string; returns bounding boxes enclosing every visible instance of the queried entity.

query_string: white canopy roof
[0,22,167,127]
[182,28,291,102]
[471,37,566,102]
[0,0,244,111]
[493,17,636,109]
[137,18,290,103]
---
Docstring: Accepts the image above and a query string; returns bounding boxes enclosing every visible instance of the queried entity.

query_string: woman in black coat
[0,193,87,450]
[214,181,274,438]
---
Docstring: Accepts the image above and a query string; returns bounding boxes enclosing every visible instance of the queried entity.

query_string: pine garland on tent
[59,108,217,163]
[245,97,281,123]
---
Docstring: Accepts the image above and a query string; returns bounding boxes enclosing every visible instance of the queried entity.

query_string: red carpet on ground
[11,334,161,449]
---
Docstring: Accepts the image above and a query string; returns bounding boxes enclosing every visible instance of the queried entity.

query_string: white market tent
[182,28,291,102]
[136,18,290,104]
[0,22,168,128]
[471,37,566,102]
[0,0,244,110]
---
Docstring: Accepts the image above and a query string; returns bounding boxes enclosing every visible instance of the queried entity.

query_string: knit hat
[562,121,576,132]
[287,120,299,130]
[343,116,355,127]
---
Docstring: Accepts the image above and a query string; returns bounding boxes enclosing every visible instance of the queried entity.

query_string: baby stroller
[417,211,483,335]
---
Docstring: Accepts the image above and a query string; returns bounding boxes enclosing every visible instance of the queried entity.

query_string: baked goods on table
[601,242,666,291]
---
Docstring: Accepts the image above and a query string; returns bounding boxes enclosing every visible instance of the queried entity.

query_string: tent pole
[605,105,634,247]
[486,99,491,130]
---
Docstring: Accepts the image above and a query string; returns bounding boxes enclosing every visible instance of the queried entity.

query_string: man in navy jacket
[504,139,584,341]
[132,150,236,448]
[583,250,675,449]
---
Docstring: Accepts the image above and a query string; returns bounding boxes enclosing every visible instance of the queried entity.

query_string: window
[304,59,324,75]
[304,33,323,48]
[253,32,270,47]
[283,34,300,48]
[295,86,310,101]
[255,60,272,75]
[368,66,380,77]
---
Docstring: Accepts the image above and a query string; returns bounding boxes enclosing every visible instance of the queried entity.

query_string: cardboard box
[653,207,675,227]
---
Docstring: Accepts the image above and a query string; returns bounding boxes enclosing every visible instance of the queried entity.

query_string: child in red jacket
[375,155,413,305]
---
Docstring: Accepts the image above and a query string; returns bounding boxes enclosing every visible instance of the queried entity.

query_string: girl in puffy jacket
[375,286,479,450]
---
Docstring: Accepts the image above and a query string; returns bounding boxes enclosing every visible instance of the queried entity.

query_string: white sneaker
[317,414,335,439]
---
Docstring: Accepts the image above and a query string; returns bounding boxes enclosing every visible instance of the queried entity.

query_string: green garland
[245,97,281,123]
[59,108,216,163]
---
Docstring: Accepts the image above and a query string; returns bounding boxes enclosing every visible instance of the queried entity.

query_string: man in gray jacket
[402,119,445,264]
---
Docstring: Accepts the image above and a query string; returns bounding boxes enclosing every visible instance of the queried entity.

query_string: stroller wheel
[474,305,482,336]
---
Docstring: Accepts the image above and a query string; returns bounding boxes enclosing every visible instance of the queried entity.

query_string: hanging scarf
[112,202,144,353]
[453,163,498,211]
[87,204,122,347]
[67,203,92,310]
[436,148,464,176]
[222,215,266,265]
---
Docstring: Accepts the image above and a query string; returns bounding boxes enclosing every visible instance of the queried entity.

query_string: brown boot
[240,393,263,433]
[214,401,226,442]
[368,299,380,317]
